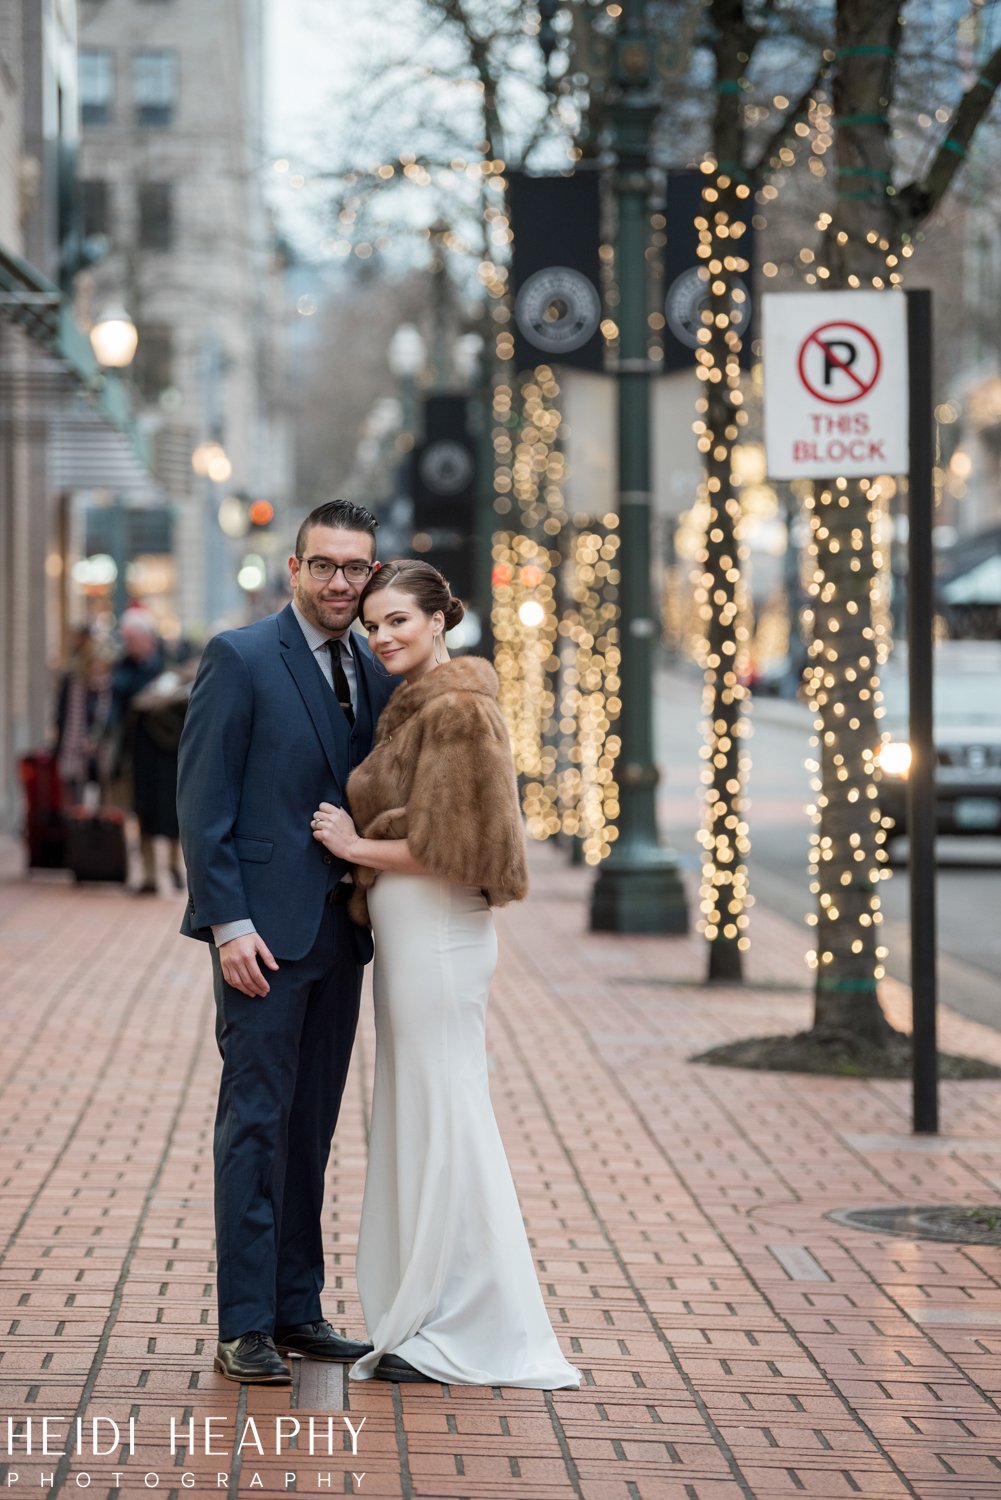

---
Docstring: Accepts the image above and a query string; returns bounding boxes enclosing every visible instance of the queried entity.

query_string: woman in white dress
[310,559,579,1390]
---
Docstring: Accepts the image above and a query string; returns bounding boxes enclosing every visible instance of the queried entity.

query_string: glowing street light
[88,305,139,368]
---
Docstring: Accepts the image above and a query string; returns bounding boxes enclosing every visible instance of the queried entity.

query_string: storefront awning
[0,240,160,501]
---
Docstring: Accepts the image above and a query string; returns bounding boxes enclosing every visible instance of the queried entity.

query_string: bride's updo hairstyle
[359,558,465,631]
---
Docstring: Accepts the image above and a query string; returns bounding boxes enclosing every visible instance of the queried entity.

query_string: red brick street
[2,841,1001,1500]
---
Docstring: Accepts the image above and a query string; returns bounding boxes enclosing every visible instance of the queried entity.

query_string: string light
[490,368,623,862]
[801,476,892,987]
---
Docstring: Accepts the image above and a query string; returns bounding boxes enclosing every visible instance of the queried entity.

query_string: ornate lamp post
[539,0,689,933]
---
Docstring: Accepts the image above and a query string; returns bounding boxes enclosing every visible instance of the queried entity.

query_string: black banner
[508,171,603,374]
[409,394,475,599]
[663,169,755,373]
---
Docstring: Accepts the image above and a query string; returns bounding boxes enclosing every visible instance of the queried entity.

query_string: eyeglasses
[299,556,374,584]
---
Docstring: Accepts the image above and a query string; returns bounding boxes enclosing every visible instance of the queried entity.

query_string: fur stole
[346,655,528,923]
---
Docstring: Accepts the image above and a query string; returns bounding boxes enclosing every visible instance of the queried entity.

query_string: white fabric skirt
[349,872,580,1389]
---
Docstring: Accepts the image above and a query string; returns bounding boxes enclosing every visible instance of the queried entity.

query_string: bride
[310,559,579,1389]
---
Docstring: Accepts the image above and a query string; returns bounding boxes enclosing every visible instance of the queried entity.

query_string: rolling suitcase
[64,806,128,884]
[18,750,66,869]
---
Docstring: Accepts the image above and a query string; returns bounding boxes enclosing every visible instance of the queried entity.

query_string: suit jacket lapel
[277,604,349,793]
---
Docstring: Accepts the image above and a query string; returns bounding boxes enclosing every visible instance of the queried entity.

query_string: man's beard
[293,582,357,635]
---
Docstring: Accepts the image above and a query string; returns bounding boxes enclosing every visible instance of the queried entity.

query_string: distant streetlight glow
[218,496,250,538]
[237,554,266,592]
[72,554,118,587]
[192,440,233,483]
[388,323,427,378]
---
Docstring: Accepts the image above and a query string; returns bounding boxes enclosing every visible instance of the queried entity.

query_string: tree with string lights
[801,0,1001,1062]
[700,0,1001,1075]
[692,0,828,983]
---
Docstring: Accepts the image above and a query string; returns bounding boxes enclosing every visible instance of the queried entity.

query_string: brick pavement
[1,840,1001,1500]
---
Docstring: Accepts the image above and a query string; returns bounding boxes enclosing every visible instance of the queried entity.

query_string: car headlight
[877,740,913,777]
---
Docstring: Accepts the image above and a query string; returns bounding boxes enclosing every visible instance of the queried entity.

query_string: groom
[177,499,396,1383]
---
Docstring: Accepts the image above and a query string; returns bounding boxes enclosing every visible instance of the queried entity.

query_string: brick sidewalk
[2,843,1001,1499]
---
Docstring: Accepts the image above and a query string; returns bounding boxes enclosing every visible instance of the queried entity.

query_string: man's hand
[219,932,279,997]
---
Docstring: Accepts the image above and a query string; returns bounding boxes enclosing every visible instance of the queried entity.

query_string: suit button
[322,855,332,865]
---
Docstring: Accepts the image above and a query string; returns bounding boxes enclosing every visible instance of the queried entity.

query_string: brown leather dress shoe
[214,1331,290,1384]
[274,1319,373,1362]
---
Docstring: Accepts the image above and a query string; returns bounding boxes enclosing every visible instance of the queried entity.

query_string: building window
[80,50,115,126]
[81,180,111,240]
[133,325,174,403]
[138,182,173,251]
[134,51,177,128]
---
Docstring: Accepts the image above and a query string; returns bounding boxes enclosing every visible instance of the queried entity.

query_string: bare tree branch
[897,38,1001,224]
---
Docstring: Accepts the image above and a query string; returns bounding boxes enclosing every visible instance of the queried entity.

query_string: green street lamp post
[541,0,689,932]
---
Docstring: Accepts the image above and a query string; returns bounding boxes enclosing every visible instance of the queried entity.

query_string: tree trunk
[697,0,756,981]
[807,0,903,1040]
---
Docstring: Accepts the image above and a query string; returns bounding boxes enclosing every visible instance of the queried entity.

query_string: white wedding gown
[349,872,580,1389]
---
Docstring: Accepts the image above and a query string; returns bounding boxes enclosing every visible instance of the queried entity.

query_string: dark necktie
[327,641,355,726]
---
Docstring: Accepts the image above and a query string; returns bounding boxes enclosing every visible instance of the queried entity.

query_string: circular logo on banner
[514,267,601,355]
[797,321,882,405]
[418,440,474,496]
[664,266,752,349]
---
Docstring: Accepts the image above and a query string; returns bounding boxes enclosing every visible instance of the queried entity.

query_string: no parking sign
[762,292,909,479]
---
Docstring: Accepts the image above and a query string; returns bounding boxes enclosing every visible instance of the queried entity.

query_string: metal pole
[905,288,938,1135]
[588,0,688,933]
[470,359,496,659]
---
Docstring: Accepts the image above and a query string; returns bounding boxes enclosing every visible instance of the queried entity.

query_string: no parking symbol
[797,321,881,405]
[763,292,908,479]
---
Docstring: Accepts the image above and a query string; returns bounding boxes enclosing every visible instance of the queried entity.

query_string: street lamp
[388,323,427,446]
[454,331,484,387]
[388,323,427,380]
[88,304,139,368]
[539,0,689,934]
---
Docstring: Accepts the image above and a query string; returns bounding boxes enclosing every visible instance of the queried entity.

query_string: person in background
[54,626,113,805]
[110,610,182,894]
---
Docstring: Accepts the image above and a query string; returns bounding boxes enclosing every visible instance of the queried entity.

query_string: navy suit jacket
[176,602,396,962]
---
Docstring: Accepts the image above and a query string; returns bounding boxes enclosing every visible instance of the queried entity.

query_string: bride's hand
[311,801,360,858]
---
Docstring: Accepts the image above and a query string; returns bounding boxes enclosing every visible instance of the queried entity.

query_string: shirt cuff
[212,919,256,947]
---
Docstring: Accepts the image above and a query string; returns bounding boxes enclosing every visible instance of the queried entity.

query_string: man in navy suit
[177,499,396,1383]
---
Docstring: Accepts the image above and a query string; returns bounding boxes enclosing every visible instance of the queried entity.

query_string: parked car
[875,641,1001,842]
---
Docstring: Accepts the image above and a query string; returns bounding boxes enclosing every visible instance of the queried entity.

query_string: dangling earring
[433,632,445,665]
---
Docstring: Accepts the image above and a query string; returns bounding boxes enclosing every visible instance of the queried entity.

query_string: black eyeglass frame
[298,556,375,582]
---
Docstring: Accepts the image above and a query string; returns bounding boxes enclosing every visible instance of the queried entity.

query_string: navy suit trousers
[210,901,362,1340]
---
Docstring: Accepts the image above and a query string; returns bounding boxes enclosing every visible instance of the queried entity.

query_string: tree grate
[829,1204,1001,1246]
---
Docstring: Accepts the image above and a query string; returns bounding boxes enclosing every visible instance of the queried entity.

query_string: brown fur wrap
[346,655,528,924]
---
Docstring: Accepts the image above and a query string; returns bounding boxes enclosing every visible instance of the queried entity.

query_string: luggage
[18,750,66,869]
[64,807,128,884]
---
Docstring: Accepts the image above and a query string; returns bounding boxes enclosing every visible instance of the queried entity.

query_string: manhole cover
[829,1205,1001,1246]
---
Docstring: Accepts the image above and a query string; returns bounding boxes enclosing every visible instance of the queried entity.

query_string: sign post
[763,290,938,1134]
[905,290,938,1135]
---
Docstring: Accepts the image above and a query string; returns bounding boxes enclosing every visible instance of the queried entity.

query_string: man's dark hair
[295,499,379,559]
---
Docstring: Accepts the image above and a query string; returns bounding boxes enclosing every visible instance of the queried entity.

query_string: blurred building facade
[76,0,292,639]
[0,0,154,833]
